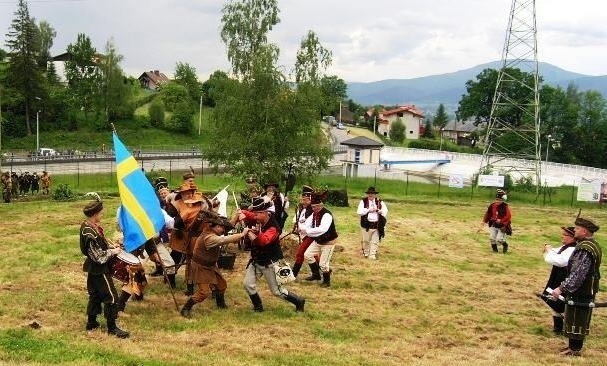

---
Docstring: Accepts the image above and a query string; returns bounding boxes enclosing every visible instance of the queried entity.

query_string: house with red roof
[377,105,425,139]
[138,70,170,90]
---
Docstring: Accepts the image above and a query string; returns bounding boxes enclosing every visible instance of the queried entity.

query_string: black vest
[568,238,602,299]
[250,215,284,266]
[360,197,383,229]
[80,221,110,275]
[312,208,338,244]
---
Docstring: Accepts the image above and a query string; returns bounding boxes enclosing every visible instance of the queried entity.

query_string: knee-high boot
[215,292,228,309]
[304,262,321,281]
[167,274,176,289]
[321,270,331,288]
[284,292,305,312]
[180,298,196,318]
[105,303,129,338]
[249,293,264,312]
[116,291,131,312]
[292,262,302,278]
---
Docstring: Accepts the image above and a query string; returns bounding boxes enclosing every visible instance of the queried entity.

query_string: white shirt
[544,244,576,268]
[303,211,333,238]
[357,198,388,223]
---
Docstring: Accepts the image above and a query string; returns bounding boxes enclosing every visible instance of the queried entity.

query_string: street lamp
[439,127,445,151]
[545,134,552,164]
[198,94,203,136]
[34,97,41,155]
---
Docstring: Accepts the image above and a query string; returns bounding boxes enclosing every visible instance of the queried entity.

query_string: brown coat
[190,231,242,284]
[170,200,203,254]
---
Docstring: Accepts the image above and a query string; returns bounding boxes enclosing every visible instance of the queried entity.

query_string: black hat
[199,211,234,231]
[83,200,103,217]
[496,188,507,199]
[560,226,575,237]
[365,186,379,194]
[301,185,314,197]
[263,182,279,190]
[574,217,599,233]
[311,192,326,205]
[155,176,168,191]
[250,197,273,212]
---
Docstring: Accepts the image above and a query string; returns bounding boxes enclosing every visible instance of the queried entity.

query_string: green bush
[149,99,165,128]
[53,184,75,201]
[408,139,442,150]
[326,189,349,207]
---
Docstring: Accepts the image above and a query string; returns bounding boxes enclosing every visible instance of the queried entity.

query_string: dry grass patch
[0,198,606,365]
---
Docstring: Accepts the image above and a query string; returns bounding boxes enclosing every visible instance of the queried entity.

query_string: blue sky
[1,0,605,82]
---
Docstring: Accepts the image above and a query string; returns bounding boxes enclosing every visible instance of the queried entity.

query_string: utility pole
[373,115,377,135]
[198,94,203,135]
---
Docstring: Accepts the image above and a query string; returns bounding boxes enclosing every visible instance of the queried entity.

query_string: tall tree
[319,75,347,117]
[201,70,229,107]
[209,0,331,182]
[64,33,101,125]
[174,62,201,103]
[433,103,449,130]
[99,39,133,125]
[220,0,280,80]
[5,0,44,135]
[36,20,59,84]
[294,30,331,84]
[389,118,405,143]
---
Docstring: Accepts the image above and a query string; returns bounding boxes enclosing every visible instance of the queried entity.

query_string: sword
[535,292,607,308]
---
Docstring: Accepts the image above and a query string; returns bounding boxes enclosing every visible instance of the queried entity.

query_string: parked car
[38,148,57,157]
[336,123,345,130]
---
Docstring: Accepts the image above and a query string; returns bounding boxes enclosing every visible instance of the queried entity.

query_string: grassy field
[1,183,606,365]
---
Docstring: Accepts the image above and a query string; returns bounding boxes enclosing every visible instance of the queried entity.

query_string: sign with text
[478,175,505,187]
[449,173,465,188]
[577,181,602,202]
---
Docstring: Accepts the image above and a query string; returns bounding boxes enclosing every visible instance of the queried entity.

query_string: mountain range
[346,61,607,114]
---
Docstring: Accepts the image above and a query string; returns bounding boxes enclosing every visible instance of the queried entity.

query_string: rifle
[535,292,607,308]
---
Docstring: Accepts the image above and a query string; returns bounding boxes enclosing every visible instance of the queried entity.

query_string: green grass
[1,176,607,365]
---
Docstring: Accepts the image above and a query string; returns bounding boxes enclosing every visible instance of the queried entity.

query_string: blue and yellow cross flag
[113,132,164,252]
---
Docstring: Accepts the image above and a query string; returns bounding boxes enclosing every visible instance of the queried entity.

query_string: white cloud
[1,0,605,82]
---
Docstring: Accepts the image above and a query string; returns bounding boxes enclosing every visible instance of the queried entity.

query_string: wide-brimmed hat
[182,172,195,180]
[177,182,197,193]
[560,226,575,237]
[496,188,507,199]
[575,217,599,233]
[365,186,379,194]
[184,191,205,204]
[311,191,328,205]
[154,176,168,190]
[199,211,234,231]
[250,197,273,212]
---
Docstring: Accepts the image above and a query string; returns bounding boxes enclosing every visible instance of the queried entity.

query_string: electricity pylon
[480,0,541,194]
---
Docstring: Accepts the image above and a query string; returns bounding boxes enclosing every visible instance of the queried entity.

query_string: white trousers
[361,228,380,258]
[489,226,506,244]
[243,261,288,297]
[304,240,335,273]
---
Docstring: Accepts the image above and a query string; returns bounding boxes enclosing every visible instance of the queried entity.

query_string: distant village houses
[366,105,425,140]
[441,119,485,147]
[138,70,170,90]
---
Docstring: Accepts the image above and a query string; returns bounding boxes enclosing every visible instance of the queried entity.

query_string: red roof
[138,70,170,85]
[381,105,425,119]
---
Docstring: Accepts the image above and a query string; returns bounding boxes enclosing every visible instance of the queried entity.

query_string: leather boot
[553,316,564,334]
[215,292,228,309]
[184,283,194,296]
[167,274,176,289]
[116,291,131,312]
[249,293,264,312]
[292,262,302,278]
[105,304,129,339]
[491,243,498,252]
[285,292,305,312]
[85,315,100,330]
[321,270,331,288]
[502,242,508,253]
[304,262,321,281]
[180,298,196,318]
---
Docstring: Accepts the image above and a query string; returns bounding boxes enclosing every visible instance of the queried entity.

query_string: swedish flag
[113,132,164,252]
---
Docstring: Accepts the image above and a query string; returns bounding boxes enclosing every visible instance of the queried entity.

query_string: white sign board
[577,181,602,202]
[478,175,505,187]
[449,173,465,188]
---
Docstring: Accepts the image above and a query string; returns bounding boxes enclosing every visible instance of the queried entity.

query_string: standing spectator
[357,186,388,260]
[40,171,51,195]
[482,189,512,253]
[540,226,577,334]
[551,217,602,357]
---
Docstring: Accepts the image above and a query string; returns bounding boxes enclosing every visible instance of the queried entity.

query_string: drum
[110,251,141,283]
